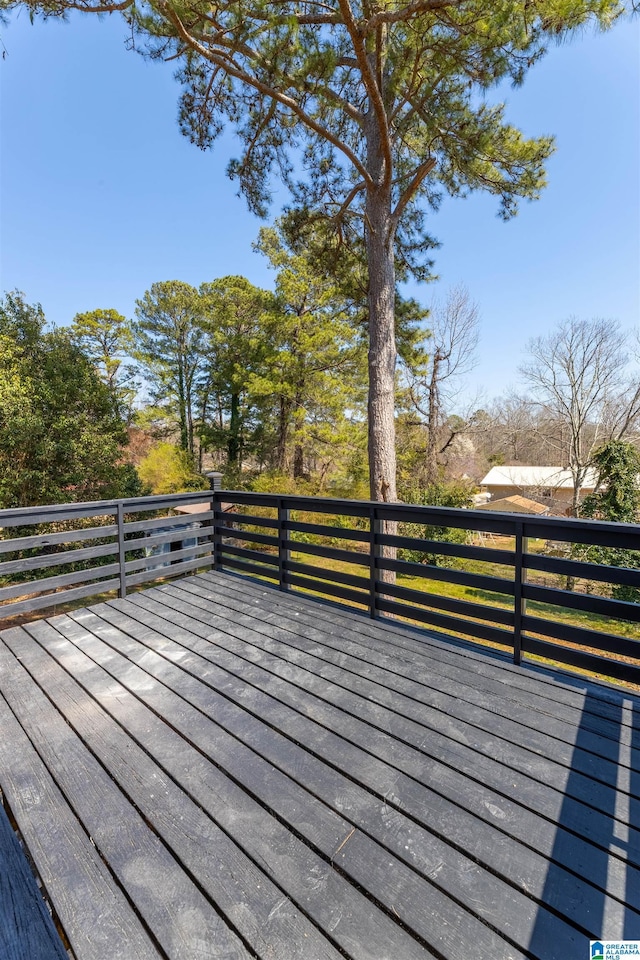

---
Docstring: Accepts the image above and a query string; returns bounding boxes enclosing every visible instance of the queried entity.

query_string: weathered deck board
[114,584,640,881]
[0,692,161,960]
[162,575,635,778]
[0,569,639,959]
[0,799,68,960]
[190,572,638,758]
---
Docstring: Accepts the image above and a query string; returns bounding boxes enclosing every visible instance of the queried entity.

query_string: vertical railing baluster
[278,501,290,592]
[212,491,223,572]
[370,507,382,618]
[117,501,127,599]
[513,522,527,665]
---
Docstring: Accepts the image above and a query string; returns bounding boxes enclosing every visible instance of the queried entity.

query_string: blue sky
[1,10,638,403]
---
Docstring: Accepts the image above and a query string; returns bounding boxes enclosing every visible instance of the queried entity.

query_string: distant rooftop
[480,465,598,490]
[476,494,550,515]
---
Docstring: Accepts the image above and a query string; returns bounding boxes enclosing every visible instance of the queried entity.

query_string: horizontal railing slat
[375,599,514,647]
[219,555,279,582]
[0,540,118,577]
[0,578,122,619]
[285,520,370,543]
[377,580,514,627]
[125,541,213,575]
[525,552,640,587]
[524,582,640,622]
[124,555,214,588]
[285,572,368,607]
[228,511,279,529]
[378,557,515,596]
[0,523,119,556]
[522,614,640,660]
[122,528,212,555]
[522,637,640,685]
[287,540,370,567]
[0,562,121,602]
[377,533,515,566]
[286,559,370,592]
[216,527,278,549]
[220,544,278,567]
[123,511,213,535]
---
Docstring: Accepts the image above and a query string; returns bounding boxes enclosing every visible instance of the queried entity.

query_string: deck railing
[0,491,215,619]
[212,491,640,686]
[1,490,640,684]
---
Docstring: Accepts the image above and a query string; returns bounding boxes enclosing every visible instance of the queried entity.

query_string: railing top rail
[2,488,639,542]
[0,491,213,528]
[212,489,640,539]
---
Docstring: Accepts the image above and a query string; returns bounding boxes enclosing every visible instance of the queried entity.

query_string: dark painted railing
[0,492,215,619]
[212,491,640,686]
[1,490,639,685]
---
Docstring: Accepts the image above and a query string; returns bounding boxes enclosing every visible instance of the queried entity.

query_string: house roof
[476,494,550,515]
[480,465,598,491]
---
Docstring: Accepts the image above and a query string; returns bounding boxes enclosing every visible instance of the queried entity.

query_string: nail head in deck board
[0,635,255,960]
[0,800,68,960]
[68,599,636,947]
[0,691,160,960]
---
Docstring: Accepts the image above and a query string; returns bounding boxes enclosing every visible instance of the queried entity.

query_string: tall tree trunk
[425,354,441,488]
[292,384,305,481]
[228,391,241,467]
[276,396,291,473]
[365,114,397,588]
[293,444,304,480]
[177,357,189,453]
[365,126,397,504]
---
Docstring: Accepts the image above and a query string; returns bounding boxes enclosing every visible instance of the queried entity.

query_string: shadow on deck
[1,570,639,960]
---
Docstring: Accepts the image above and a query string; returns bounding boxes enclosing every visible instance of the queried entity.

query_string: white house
[479,465,599,511]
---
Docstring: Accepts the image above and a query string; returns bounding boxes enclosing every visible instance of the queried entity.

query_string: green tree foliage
[399,480,475,565]
[582,440,640,524]
[253,223,366,478]
[137,441,209,494]
[198,276,275,470]
[133,281,206,458]
[0,291,143,508]
[69,307,138,420]
[579,439,640,602]
[9,0,625,502]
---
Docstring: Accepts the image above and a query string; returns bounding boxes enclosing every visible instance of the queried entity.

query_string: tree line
[3,237,640,520]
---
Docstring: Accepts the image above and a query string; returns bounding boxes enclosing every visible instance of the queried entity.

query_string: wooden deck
[0,570,639,960]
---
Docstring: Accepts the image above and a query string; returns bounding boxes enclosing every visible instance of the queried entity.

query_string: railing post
[278,501,290,592]
[117,501,127,599]
[370,507,382,619]
[513,522,527,665]
[212,491,223,571]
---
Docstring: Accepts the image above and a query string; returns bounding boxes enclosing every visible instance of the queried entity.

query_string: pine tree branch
[364,0,465,29]
[336,0,393,191]
[391,156,436,225]
[159,0,373,185]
